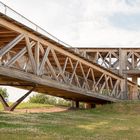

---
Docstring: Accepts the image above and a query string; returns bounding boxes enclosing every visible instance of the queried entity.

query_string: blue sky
[109,13,140,31]
[0,0,140,101]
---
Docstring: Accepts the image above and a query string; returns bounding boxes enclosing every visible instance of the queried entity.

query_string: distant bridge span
[0,2,139,111]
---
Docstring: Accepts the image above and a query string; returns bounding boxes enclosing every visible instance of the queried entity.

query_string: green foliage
[56,98,71,107]
[29,93,71,106]
[0,87,8,98]
[29,94,56,105]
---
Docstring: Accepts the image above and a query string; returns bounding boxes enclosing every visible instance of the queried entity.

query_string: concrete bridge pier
[71,101,80,108]
[84,103,96,109]
[131,76,138,99]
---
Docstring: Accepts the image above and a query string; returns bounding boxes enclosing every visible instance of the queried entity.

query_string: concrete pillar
[71,101,79,108]
[131,76,138,100]
[129,85,138,100]
[84,103,96,109]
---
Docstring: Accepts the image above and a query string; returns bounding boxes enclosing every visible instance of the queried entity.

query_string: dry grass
[0,101,140,140]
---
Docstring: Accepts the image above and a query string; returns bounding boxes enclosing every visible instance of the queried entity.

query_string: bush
[29,93,71,106]
[0,87,9,101]
[29,94,56,104]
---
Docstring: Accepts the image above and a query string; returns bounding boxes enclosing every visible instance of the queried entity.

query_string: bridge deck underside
[0,67,118,104]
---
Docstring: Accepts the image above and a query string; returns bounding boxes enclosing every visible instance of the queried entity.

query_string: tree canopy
[0,88,9,99]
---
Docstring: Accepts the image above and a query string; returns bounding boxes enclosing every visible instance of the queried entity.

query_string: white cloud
[1,0,140,47]
[1,0,140,101]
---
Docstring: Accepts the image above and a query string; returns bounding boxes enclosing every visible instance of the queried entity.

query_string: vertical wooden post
[119,49,128,99]
[130,55,138,99]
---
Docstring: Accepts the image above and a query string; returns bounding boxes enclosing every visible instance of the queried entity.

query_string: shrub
[29,93,71,106]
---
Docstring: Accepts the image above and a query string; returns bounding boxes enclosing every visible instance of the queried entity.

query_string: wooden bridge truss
[0,2,139,111]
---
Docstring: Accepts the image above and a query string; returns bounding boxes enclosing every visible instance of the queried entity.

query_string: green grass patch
[0,102,54,110]
[0,101,140,140]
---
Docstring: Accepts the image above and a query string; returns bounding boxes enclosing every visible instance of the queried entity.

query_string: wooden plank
[0,34,24,57]
[51,48,67,83]
[69,60,79,84]
[39,46,51,75]
[62,57,68,73]
[35,41,40,74]
[25,36,37,74]
[0,18,123,80]
[5,41,35,66]
[79,62,90,90]
[46,58,58,80]
[0,66,119,102]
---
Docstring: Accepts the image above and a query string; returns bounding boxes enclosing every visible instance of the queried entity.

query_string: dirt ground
[14,106,69,113]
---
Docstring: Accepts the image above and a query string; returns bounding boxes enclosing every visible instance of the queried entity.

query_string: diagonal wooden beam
[35,41,40,74]
[0,34,25,57]
[68,58,81,87]
[51,48,67,83]
[25,36,37,74]
[39,46,51,75]
[62,57,68,74]
[90,68,96,91]
[94,73,105,90]
[0,94,9,110]
[69,60,79,84]
[8,86,35,111]
[5,41,35,66]
[79,62,90,90]
[110,79,120,97]
[46,58,58,80]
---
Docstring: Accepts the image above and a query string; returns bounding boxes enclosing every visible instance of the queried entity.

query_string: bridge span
[0,2,139,111]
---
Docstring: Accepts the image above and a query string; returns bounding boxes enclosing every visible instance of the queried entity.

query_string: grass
[0,102,54,110]
[0,101,140,140]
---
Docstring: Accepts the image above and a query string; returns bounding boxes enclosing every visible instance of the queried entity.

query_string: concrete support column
[131,76,138,100]
[130,85,138,100]
[71,101,79,108]
[84,103,96,109]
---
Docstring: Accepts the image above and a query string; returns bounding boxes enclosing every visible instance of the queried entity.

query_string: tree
[29,93,57,105]
[29,93,71,106]
[0,87,9,99]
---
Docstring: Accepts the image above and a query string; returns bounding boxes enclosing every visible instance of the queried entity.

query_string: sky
[0,0,140,101]
[1,0,140,47]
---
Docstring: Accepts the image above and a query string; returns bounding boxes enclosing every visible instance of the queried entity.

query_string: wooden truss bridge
[0,2,139,111]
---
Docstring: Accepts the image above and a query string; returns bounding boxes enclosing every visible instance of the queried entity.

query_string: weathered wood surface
[0,13,139,104]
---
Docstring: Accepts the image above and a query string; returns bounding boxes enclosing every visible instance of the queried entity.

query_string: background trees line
[0,87,71,106]
[29,93,71,106]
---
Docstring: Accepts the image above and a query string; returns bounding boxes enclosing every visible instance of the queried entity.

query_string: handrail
[0,1,73,48]
[0,1,95,61]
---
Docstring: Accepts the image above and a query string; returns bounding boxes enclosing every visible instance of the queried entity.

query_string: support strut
[0,86,35,111]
